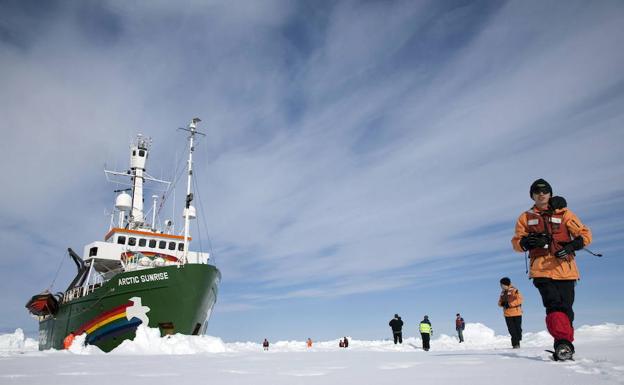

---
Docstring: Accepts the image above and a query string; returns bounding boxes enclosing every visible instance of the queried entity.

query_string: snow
[1,323,624,384]
[0,329,38,353]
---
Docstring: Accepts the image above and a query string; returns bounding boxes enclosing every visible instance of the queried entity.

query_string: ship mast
[179,118,204,263]
[130,135,149,226]
[105,136,170,230]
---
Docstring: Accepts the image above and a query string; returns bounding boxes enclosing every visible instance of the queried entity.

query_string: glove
[555,237,584,258]
[549,196,567,210]
[519,233,550,251]
[501,301,509,309]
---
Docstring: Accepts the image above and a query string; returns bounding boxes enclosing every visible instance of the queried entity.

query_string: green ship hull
[37,264,220,352]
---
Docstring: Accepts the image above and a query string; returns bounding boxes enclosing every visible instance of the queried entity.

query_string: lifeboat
[25,291,60,316]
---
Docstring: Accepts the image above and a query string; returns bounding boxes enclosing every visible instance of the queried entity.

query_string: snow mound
[576,323,624,340]
[65,326,227,355]
[0,328,38,355]
[110,326,227,355]
[67,333,104,355]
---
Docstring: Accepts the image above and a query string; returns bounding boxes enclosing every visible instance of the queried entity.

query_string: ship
[25,118,221,352]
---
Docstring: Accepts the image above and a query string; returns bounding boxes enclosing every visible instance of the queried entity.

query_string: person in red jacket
[455,313,465,343]
[512,179,592,361]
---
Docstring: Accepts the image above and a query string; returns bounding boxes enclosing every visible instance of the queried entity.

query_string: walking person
[498,277,523,348]
[455,313,465,343]
[419,315,433,351]
[262,338,269,351]
[343,337,349,348]
[389,314,404,344]
[512,179,592,361]
[306,338,313,348]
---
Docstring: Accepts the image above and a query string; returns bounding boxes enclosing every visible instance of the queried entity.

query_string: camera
[527,232,551,249]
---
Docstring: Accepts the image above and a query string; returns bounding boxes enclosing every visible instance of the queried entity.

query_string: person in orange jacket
[306,337,313,348]
[498,277,523,348]
[511,178,592,361]
[63,333,75,349]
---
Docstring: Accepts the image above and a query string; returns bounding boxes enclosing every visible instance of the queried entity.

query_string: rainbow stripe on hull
[74,299,149,345]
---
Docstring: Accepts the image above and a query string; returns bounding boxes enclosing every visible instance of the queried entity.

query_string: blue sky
[0,0,623,343]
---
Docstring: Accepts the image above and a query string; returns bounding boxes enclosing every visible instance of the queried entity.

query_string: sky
[0,0,623,343]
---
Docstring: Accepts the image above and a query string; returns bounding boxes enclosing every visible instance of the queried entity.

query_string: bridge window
[138,238,146,247]
[159,240,166,249]
[168,241,176,250]
[128,237,136,246]
[89,247,98,257]
[178,243,184,251]
[117,236,126,245]
[139,150,145,157]
[149,239,157,248]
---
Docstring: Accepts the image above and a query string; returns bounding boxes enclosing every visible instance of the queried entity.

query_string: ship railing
[84,282,102,295]
[62,282,103,303]
[63,287,82,303]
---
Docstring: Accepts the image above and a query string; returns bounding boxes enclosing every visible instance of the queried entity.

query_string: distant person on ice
[419,315,433,351]
[455,313,465,343]
[343,337,349,348]
[498,277,523,349]
[339,339,344,348]
[389,314,404,344]
[512,178,592,361]
[263,338,269,351]
[307,338,313,348]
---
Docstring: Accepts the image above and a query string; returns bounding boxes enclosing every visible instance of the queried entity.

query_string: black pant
[393,332,402,344]
[421,333,430,350]
[533,278,576,325]
[505,316,522,347]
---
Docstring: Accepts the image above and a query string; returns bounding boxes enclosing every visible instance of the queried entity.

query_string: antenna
[177,117,206,136]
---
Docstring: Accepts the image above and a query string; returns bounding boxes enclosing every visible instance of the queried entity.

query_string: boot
[553,340,574,361]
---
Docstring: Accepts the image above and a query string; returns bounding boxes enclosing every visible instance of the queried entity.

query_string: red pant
[533,278,575,342]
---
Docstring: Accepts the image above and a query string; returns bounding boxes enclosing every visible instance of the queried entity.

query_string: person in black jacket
[389,314,404,344]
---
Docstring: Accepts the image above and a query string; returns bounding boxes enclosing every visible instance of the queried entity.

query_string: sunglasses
[532,187,551,195]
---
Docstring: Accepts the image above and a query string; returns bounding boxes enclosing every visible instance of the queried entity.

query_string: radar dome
[115,192,132,211]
